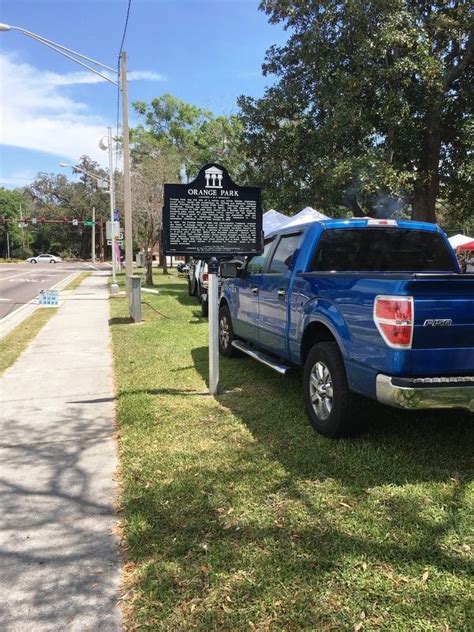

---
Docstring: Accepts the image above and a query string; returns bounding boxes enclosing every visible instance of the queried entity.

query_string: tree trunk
[145,250,153,285]
[160,233,169,275]
[412,111,441,223]
[344,192,373,217]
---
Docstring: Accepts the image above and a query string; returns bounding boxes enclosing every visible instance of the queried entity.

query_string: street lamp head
[59,162,71,168]
[0,23,12,31]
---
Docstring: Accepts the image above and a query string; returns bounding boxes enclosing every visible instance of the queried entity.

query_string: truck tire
[219,305,238,358]
[188,279,193,296]
[303,341,360,438]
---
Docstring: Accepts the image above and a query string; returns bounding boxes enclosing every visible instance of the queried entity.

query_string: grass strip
[110,272,473,632]
[63,271,91,291]
[0,308,58,376]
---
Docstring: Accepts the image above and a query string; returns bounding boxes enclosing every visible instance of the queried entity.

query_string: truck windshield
[310,228,456,272]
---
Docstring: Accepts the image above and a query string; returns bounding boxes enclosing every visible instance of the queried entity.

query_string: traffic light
[0,215,4,225]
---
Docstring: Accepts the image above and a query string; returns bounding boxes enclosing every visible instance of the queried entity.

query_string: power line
[118,0,132,57]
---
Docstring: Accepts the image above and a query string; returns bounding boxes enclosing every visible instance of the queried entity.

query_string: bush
[10,247,33,259]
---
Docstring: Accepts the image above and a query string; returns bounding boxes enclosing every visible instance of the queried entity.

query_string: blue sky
[0,0,287,188]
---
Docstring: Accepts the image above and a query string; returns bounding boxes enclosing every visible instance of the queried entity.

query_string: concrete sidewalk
[0,272,121,631]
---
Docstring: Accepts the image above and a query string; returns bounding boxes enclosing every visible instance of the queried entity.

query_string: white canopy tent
[448,234,474,249]
[262,209,288,235]
[265,206,329,237]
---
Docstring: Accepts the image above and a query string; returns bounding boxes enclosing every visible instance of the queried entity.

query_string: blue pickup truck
[218,218,474,437]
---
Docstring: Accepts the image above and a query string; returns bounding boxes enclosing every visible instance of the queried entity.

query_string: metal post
[91,206,96,263]
[6,232,10,259]
[99,220,104,262]
[120,51,133,294]
[129,275,142,322]
[107,126,118,293]
[208,257,219,395]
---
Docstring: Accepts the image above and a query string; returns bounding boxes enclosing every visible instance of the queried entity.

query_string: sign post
[163,163,262,396]
[207,257,220,394]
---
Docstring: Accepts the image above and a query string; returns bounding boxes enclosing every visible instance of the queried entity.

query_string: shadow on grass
[108,316,132,326]
[123,455,473,629]
[190,346,474,488]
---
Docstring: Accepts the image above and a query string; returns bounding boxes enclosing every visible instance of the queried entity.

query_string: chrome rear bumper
[376,374,474,412]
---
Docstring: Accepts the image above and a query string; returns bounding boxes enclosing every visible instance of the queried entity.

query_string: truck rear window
[310,228,456,272]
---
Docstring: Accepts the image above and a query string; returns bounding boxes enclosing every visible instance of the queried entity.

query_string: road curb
[0,271,80,340]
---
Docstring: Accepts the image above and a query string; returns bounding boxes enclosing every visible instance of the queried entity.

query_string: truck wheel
[219,305,237,358]
[303,341,359,438]
[201,295,208,317]
[188,279,193,296]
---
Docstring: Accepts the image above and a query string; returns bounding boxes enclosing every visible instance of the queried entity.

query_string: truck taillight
[374,296,414,349]
[202,273,208,282]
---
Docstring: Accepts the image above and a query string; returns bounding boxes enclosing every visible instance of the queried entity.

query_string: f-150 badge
[423,319,453,326]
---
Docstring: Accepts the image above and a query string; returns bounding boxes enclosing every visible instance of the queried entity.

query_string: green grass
[63,271,91,291]
[0,308,58,375]
[110,272,473,631]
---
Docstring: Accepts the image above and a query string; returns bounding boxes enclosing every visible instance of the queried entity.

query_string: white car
[27,254,62,264]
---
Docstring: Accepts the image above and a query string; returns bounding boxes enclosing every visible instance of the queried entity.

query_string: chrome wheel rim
[219,315,230,349]
[309,361,333,420]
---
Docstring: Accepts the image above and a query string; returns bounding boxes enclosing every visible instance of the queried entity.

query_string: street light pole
[121,51,133,284]
[60,158,119,291]
[101,127,118,290]
[0,22,133,300]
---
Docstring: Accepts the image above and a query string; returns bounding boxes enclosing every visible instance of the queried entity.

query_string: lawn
[110,272,473,631]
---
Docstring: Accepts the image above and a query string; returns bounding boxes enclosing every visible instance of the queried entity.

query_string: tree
[24,156,109,259]
[131,94,249,279]
[238,1,473,221]
[0,188,30,258]
[133,94,247,182]
[131,141,181,283]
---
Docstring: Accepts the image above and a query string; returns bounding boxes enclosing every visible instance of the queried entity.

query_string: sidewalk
[0,272,121,631]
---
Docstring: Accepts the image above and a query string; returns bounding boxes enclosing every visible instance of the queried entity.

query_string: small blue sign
[113,208,120,221]
[38,289,59,306]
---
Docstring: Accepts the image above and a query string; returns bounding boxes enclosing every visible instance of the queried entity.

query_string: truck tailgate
[408,274,474,375]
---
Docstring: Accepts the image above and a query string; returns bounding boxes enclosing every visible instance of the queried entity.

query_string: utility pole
[6,231,10,259]
[121,51,133,287]
[91,206,96,263]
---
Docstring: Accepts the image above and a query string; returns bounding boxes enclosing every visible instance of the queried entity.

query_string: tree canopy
[23,156,110,259]
[133,94,246,183]
[238,0,473,222]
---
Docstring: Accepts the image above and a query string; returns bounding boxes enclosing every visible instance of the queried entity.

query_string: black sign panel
[163,163,262,257]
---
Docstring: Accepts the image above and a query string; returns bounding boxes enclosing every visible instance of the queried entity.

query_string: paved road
[0,263,111,320]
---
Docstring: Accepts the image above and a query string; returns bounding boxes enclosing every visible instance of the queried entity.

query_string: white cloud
[0,53,165,165]
[44,68,166,86]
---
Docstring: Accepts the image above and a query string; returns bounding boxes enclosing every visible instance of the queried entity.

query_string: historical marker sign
[163,163,262,257]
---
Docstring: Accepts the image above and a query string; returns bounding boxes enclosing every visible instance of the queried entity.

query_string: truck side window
[268,233,302,274]
[246,239,274,274]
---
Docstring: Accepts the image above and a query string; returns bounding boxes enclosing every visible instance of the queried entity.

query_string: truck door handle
[277,289,286,298]
[252,286,259,295]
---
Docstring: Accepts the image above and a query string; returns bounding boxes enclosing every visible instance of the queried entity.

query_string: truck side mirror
[220,261,243,278]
